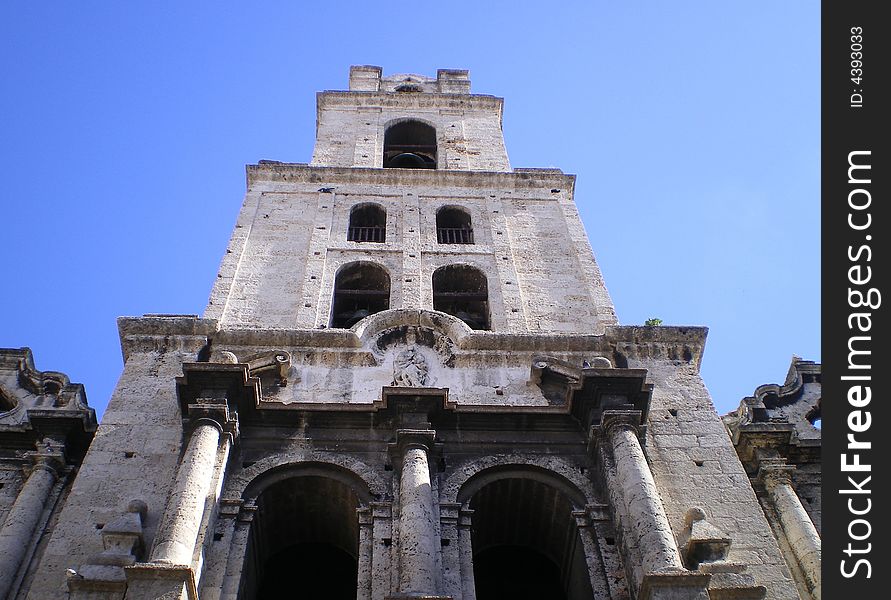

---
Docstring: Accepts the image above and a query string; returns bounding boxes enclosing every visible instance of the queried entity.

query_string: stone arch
[352,308,472,349]
[436,205,474,244]
[228,457,384,600]
[347,202,387,243]
[432,263,490,330]
[451,459,602,600]
[330,260,391,328]
[0,385,19,414]
[383,118,437,169]
[224,452,388,504]
[445,454,597,508]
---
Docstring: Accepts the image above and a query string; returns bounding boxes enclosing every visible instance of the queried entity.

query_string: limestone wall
[634,356,802,599]
[204,166,617,335]
[24,321,208,600]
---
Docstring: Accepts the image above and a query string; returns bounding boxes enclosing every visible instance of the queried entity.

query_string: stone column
[602,411,683,574]
[391,429,449,599]
[151,418,225,565]
[759,459,821,599]
[456,508,476,600]
[357,506,374,600]
[219,501,256,600]
[370,502,394,600]
[572,507,612,599]
[600,411,710,600]
[0,443,64,600]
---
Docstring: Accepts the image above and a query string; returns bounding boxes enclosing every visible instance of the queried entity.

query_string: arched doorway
[468,477,595,600]
[241,475,360,600]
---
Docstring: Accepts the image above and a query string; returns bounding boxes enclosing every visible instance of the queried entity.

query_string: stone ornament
[393,347,428,387]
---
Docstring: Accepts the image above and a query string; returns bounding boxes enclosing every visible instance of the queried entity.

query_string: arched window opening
[348,204,386,243]
[383,120,436,169]
[433,265,489,330]
[0,389,15,412]
[436,207,474,244]
[331,262,390,328]
[470,478,595,600]
[242,476,360,600]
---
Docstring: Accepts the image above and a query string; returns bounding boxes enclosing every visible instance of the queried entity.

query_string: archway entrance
[469,477,594,600]
[242,475,360,600]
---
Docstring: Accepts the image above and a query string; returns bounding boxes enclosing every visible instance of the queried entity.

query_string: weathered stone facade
[4,66,816,599]
[725,358,822,600]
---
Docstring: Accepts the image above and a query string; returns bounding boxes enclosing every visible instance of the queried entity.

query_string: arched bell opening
[241,476,360,600]
[330,261,391,328]
[348,203,387,243]
[436,206,474,244]
[383,120,436,169]
[469,478,595,600]
[432,264,489,330]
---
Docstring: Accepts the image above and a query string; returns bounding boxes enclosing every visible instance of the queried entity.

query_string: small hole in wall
[310,276,317,280]
[511,308,519,313]
[551,189,561,193]
[95,523,105,530]
[124,451,135,458]
[383,538,392,546]
[213,533,224,541]
[668,409,678,417]
[313,251,320,256]
[694,460,704,467]
[305,303,312,308]
[441,539,451,546]
[384,464,393,471]
[605,537,615,546]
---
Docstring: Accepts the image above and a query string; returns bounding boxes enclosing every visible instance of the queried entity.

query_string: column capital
[394,428,437,453]
[757,458,795,489]
[600,409,644,439]
[24,437,67,477]
[185,397,239,440]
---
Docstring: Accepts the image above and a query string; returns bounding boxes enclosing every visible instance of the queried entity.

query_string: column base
[697,562,767,600]
[123,563,197,600]
[639,571,711,600]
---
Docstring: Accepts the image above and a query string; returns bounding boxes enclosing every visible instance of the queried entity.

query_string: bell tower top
[206,66,618,335]
[311,65,510,171]
[348,65,471,94]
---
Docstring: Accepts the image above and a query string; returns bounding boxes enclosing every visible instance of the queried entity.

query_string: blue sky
[0,2,819,419]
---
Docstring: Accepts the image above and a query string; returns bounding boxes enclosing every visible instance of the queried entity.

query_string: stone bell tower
[19,66,807,600]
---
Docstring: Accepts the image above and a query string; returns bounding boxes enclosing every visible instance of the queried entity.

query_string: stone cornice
[114,315,708,363]
[317,89,503,112]
[245,163,576,192]
[117,316,218,361]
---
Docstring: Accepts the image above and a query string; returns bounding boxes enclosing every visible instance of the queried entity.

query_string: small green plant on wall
[644,318,663,326]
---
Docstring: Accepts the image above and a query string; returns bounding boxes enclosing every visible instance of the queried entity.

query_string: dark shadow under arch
[331,261,391,328]
[436,206,474,244]
[384,120,436,169]
[348,203,386,243]
[433,264,489,330]
[241,473,364,600]
[464,470,595,600]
